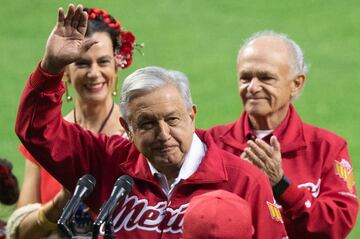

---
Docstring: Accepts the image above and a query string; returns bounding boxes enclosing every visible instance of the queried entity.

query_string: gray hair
[120,66,193,124]
[237,31,309,76]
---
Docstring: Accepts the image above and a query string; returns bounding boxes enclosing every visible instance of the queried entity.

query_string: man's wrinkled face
[237,37,298,120]
[124,84,196,172]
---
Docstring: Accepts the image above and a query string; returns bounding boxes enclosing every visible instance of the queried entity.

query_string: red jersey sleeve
[248,174,289,239]
[15,64,131,213]
[278,142,358,239]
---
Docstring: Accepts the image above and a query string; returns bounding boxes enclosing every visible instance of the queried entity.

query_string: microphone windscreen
[115,175,134,194]
[78,174,96,193]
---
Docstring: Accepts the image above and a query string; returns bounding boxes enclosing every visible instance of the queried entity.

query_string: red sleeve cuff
[277,183,305,209]
[29,62,65,91]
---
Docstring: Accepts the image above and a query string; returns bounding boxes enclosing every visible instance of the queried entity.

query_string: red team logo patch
[335,159,355,193]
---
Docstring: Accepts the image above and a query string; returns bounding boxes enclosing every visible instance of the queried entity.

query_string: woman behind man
[6,6,137,238]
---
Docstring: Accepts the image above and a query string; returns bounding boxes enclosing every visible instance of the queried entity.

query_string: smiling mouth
[84,82,105,92]
[154,146,176,153]
[247,97,266,101]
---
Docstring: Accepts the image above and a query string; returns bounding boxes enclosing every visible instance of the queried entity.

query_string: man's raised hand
[41,4,96,74]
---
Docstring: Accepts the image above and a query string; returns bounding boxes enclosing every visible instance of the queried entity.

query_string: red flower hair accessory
[85,8,141,69]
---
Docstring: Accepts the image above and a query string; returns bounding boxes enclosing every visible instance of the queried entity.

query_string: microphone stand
[91,214,115,239]
[104,216,115,239]
[58,221,73,238]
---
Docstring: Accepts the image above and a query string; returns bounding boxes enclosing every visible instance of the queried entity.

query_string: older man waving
[15,5,288,239]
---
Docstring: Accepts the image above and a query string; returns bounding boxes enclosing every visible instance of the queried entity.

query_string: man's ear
[120,117,133,141]
[291,74,306,99]
[190,105,197,131]
[190,105,197,120]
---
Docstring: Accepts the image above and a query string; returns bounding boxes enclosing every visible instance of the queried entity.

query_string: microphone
[93,175,134,231]
[57,174,96,236]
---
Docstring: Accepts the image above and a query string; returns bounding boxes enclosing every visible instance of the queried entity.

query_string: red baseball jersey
[15,65,288,239]
[208,105,359,239]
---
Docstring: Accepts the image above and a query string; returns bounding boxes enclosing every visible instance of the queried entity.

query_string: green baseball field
[0,0,359,237]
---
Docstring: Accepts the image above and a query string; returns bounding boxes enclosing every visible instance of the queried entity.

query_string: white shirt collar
[254,129,273,139]
[147,133,207,196]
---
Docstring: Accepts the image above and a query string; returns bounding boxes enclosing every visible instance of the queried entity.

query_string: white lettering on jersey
[298,179,321,198]
[104,195,189,234]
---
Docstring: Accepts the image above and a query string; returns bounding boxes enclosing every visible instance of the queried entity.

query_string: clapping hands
[241,136,284,186]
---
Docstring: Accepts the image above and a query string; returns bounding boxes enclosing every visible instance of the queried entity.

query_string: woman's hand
[52,187,71,213]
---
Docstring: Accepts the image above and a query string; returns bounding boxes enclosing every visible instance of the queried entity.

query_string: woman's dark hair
[85,16,120,53]
[83,8,136,69]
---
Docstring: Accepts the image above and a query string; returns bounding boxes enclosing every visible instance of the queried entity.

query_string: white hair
[237,31,309,76]
[120,66,193,124]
